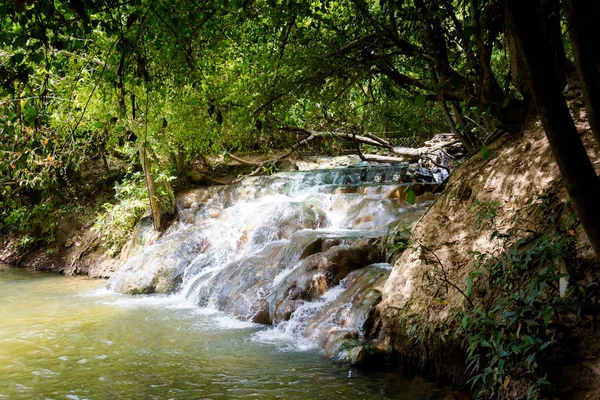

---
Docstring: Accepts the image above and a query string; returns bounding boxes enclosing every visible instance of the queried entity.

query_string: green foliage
[470,200,500,232]
[0,189,56,244]
[460,233,578,399]
[453,190,595,399]
[481,144,491,161]
[261,163,279,176]
[93,173,147,257]
[406,186,416,205]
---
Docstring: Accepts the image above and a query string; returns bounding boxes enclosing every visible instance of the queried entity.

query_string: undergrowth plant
[93,172,148,257]
[460,233,579,399]
[458,193,599,399]
[413,192,597,399]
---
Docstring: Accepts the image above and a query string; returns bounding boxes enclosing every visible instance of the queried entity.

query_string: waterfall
[107,162,442,362]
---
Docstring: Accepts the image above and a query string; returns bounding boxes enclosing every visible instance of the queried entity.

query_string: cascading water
[107,162,444,362]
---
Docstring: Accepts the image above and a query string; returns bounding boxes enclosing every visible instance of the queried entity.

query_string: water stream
[107,163,442,362]
[0,270,439,399]
[1,162,447,398]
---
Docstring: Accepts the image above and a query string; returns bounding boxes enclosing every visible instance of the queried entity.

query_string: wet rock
[275,159,297,172]
[107,232,209,295]
[189,231,366,323]
[340,198,396,230]
[305,265,391,364]
[243,202,330,250]
[276,202,329,239]
[194,242,288,322]
[248,226,279,248]
[269,244,383,324]
[119,212,159,260]
[207,204,223,219]
[176,187,215,210]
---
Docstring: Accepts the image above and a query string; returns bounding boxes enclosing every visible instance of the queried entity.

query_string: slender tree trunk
[139,142,162,231]
[539,0,569,90]
[472,0,505,108]
[564,0,600,144]
[439,100,476,153]
[505,0,600,258]
[504,20,532,106]
[176,145,185,175]
[133,93,161,231]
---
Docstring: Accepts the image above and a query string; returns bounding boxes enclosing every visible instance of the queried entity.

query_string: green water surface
[0,269,436,399]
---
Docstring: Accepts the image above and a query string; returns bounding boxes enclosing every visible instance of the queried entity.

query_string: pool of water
[0,269,437,399]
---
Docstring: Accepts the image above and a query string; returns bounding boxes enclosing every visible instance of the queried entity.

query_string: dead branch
[350,132,366,161]
[232,133,320,183]
[422,156,450,172]
[282,127,392,149]
[363,132,391,147]
[226,152,263,166]
[391,139,459,158]
[362,154,406,163]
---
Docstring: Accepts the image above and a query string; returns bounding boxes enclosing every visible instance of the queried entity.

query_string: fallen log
[362,154,406,163]
[226,153,263,166]
[391,140,459,159]
[282,127,392,149]
[230,127,460,182]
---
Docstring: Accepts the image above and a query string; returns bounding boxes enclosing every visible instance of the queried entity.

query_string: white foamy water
[105,163,441,357]
[252,285,347,352]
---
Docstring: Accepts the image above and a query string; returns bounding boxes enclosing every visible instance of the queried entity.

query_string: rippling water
[0,269,437,399]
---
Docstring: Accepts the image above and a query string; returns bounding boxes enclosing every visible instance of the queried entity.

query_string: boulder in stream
[269,242,383,324]
[306,265,392,364]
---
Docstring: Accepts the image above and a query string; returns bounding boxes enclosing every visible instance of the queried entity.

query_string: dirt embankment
[0,179,123,278]
[379,120,600,395]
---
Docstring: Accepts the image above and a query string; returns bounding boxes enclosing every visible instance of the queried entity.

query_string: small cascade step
[108,158,441,363]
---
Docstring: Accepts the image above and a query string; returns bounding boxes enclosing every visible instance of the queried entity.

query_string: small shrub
[459,233,580,399]
[93,172,147,257]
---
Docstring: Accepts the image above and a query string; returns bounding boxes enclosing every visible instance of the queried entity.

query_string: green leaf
[30,51,45,64]
[413,94,426,107]
[541,308,553,325]
[406,186,416,205]
[540,341,551,351]
[481,144,491,160]
[12,53,24,64]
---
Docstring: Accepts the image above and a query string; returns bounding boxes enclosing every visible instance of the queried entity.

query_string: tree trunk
[540,0,569,90]
[414,0,472,102]
[139,142,162,231]
[504,19,532,106]
[564,0,600,144]
[439,100,476,153]
[505,0,600,258]
[471,0,505,108]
